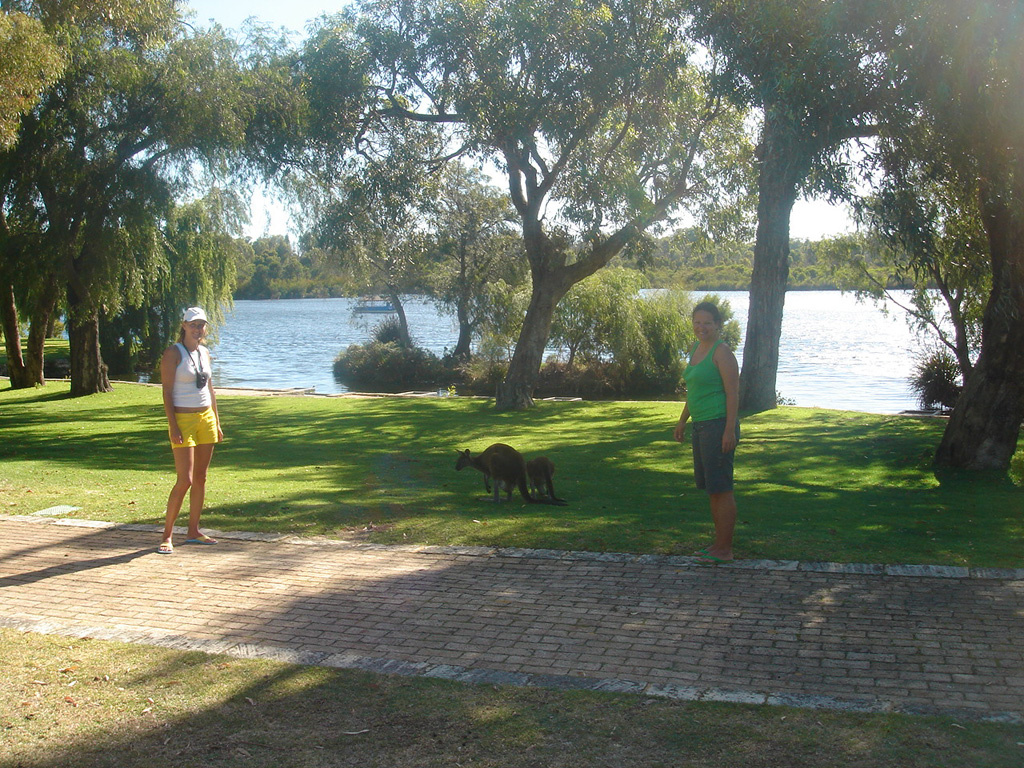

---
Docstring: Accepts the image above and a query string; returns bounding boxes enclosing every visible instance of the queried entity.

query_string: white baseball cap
[182,306,209,323]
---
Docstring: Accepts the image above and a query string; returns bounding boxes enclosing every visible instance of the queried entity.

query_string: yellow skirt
[172,409,219,448]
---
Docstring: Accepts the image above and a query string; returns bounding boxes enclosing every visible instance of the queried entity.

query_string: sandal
[695,553,733,566]
[184,534,217,545]
[157,540,174,555]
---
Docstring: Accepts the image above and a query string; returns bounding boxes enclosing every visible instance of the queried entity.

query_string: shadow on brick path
[1,515,1021,723]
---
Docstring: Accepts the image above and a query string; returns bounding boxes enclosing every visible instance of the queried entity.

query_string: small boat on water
[354,296,397,313]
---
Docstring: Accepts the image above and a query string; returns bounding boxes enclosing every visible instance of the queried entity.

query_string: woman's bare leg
[161,446,195,545]
[707,490,736,560]
[185,443,216,538]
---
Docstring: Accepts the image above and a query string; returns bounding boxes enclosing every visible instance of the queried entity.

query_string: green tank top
[684,340,727,422]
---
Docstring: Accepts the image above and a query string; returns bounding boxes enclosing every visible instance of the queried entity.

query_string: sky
[186,0,856,241]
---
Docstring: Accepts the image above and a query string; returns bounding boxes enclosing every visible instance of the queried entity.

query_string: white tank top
[171,343,213,408]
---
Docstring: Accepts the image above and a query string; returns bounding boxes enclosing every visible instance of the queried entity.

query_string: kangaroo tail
[517,475,536,503]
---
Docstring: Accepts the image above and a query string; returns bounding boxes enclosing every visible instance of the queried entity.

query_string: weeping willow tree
[99,189,248,380]
[1,0,299,394]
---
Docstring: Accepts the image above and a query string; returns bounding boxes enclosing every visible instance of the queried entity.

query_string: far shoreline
[2,377,947,420]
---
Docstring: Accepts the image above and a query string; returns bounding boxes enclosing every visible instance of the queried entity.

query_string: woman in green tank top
[673,301,740,565]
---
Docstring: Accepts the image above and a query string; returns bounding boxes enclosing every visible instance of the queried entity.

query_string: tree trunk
[388,291,412,348]
[23,311,49,386]
[739,109,807,413]
[936,337,1024,471]
[495,280,564,410]
[66,285,111,396]
[935,185,1024,471]
[24,275,60,385]
[452,300,473,360]
[0,282,36,388]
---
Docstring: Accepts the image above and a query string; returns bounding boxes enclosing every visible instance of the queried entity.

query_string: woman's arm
[715,344,740,452]
[160,346,183,445]
[204,347,224,441]
[674,403,691,442]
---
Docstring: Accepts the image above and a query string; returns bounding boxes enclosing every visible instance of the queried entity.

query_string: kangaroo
[526,456,567,504]
[455,443,533,503]
[455,444,568,505]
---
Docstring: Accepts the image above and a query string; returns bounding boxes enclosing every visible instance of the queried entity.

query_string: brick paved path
[1,516,1021,722]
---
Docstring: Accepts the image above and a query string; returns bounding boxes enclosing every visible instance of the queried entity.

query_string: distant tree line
[231,228,912,300]
[233,236,348,300]
[616,230,904,291]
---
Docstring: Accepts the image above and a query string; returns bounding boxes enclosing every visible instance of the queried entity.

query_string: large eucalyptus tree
[689,0,890,413]
[886,0,1024,471]
[332,0,751,409]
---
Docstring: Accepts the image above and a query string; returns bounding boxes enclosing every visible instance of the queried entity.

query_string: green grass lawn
[4,629,1022,768]
[2,380,1021,567]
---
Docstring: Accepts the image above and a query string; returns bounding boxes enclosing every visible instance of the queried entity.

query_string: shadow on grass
[2,388,1020,566]
[0,384,77,402]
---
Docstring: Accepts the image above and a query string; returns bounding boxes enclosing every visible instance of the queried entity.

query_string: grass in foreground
[1,381,1021,567]
[3,629,1022,768]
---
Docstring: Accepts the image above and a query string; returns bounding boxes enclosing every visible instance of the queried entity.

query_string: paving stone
[886,564,971,579]
[425,664,532,686]
[418,545,495,557]
[700,688,768,705]
[732,559,799,571]
[646,683,703,701]
[587,678,649,694]
[766,692,891,713]
[361,657,434,676]
[970,567,1024,581]
[799,562,885,575]
[151,636,240,655]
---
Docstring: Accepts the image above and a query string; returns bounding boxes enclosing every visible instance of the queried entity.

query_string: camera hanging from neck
[189,347,210,390]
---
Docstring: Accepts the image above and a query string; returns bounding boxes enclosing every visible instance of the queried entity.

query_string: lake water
[211,291,923,414]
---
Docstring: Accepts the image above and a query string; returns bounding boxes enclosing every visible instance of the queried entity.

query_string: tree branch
[378,100,462,124]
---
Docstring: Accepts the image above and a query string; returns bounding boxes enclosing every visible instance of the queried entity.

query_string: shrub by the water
[910,349,962,411]
[334,274,741,400]
[455,285,743,400]
[370,315,406,346]
[447,354,506,396]
[618,289,693,396]
[534,359,620,399]
[333,342,446,392]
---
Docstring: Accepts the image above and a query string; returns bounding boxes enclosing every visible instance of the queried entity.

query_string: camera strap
[188,347,204,374]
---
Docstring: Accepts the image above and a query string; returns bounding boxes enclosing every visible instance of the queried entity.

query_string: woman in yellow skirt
[158,307,223,554]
